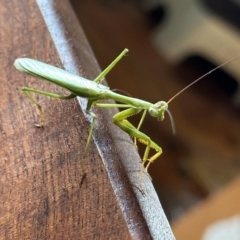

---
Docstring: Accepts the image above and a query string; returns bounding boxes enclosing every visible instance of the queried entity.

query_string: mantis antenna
[167,55,240,104]
[166,109,176,135]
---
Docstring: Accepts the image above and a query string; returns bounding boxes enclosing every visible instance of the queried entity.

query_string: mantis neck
[104,89,152,109]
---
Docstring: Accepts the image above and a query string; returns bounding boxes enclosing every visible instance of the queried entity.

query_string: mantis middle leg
[93,48,129,84]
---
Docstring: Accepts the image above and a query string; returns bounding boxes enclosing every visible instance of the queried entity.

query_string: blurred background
[70,0,240,238]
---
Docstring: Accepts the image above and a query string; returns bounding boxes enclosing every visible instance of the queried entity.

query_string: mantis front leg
[93,103,162,173]
[112,108,162,176]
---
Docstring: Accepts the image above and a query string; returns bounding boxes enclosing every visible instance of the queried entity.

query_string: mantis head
[148,101,168,121]
[149,101,176,134]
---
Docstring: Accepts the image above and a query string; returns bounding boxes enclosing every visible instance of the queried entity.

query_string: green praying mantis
[14,48,240,178]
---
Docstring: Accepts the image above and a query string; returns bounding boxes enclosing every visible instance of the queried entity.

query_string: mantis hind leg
[83,100,97,158]
[93,48,129,84]
[22,87,76,127]
[112,108,162,180]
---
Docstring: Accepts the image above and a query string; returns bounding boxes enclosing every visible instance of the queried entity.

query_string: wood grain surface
[0,0,174,239]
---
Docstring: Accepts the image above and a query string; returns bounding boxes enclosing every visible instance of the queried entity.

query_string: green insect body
[14,48,240,178]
